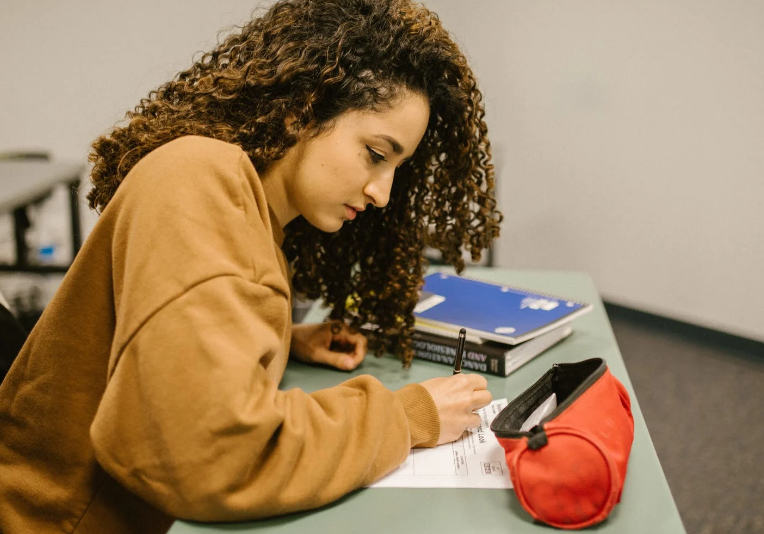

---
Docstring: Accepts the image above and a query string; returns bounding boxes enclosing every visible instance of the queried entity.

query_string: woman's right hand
[419,374,492,445]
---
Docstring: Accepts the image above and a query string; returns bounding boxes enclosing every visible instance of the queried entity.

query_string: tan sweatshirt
[0,136,439,534]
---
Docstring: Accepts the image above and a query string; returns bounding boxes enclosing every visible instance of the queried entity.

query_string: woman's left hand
[290,322,367,371]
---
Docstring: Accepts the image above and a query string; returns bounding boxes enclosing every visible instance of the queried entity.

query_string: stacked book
[411,273,593,376]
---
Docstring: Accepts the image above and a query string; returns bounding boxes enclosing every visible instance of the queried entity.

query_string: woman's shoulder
[123,135,254,196]
[113,135,256,216]
[139,135,246,171]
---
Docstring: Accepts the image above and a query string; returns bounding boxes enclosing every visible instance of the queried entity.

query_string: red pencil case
[490,358,634,530]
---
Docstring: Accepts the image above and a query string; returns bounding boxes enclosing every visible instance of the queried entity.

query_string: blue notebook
[414,273,592,345]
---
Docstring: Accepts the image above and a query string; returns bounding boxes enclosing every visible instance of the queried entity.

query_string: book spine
[411,338,506,377]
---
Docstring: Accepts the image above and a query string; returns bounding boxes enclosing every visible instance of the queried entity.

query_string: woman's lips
[345,205,357,220]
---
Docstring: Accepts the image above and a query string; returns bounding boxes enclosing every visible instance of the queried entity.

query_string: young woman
[0,1,502,533]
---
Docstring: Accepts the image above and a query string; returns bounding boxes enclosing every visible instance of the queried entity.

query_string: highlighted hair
[88,0,502,366]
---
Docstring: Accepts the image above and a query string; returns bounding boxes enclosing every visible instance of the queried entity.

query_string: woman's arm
[90,274,439,522]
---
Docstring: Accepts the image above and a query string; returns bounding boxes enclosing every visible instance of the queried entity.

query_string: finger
[338,341,365,370]
[351,334,368,362]
[347,341,366,368]
[333,327,367,347]
[470,389,493,411]
[333,330,367,363]
[311,347,358,371]
[465,413,483,429]
[465,373,489,391]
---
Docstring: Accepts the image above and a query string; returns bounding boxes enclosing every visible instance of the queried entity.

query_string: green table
[170,268,686,533]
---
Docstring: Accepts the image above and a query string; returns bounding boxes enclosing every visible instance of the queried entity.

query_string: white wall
[424,0,764,341]
[1,0,265,162]
[1,1,762,341]
[1,0,271,240]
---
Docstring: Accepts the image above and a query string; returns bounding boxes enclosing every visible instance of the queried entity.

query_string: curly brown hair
[88,0,502,366]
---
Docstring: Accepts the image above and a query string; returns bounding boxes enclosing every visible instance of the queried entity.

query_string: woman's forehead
[337,93,430,148]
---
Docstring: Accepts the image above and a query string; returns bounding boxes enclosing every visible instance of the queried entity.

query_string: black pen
[453,328,467,375]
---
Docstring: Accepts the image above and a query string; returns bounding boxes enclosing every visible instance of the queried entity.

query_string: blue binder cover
[414,273,592,345]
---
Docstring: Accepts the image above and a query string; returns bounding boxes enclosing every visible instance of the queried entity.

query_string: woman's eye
[366,145,386,164]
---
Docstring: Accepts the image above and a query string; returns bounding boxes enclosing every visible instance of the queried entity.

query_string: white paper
[369,399,513,489]
[519,393,557,432]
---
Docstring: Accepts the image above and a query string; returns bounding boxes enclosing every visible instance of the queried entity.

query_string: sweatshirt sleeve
[88,136,439,521]
[91,275,438,521]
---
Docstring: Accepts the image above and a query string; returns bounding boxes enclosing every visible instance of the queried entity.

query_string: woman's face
[269,91,430,233]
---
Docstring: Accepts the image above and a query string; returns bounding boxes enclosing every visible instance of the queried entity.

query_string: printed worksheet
[369,399,513,489]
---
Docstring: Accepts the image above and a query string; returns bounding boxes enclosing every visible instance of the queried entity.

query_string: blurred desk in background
[0,160,84,273]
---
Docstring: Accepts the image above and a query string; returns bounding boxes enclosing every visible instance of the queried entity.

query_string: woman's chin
[307,215,345,233]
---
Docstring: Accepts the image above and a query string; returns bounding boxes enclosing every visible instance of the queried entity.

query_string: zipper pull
[527,424,548,450]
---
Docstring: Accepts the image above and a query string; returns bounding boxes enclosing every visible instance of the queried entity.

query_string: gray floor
[608,312,764,534]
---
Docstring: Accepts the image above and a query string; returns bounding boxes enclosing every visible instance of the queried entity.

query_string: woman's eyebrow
[372,134,404,155]
[372,134,413,163]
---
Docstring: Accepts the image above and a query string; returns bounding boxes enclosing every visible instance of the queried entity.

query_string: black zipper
[489,367,556,437]
[537,359,608,426]
[491,358,607,438]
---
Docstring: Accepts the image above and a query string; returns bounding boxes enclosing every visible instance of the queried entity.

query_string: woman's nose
[363,171,394,208]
